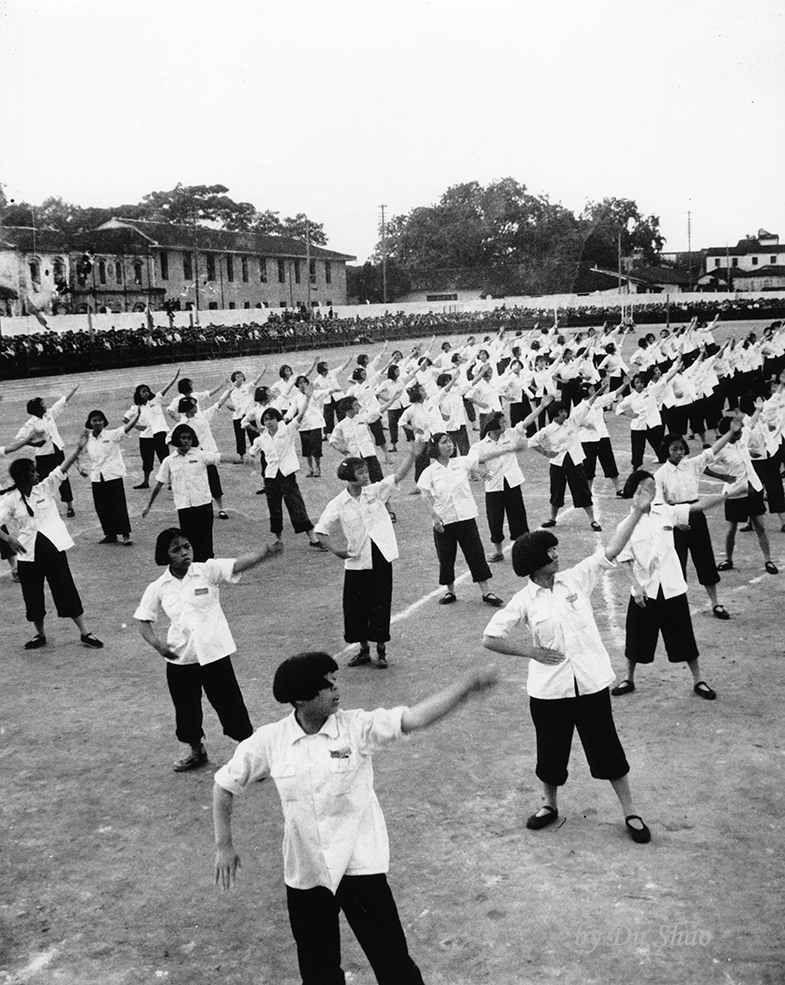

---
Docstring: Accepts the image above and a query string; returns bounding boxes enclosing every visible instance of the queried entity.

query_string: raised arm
[60,433,89,473]
[232,539,284,574]
[159,368,181,397]
[393,439,424,486]
[400,667,497,733]
[603,481,655,562]
[123,407,143,435]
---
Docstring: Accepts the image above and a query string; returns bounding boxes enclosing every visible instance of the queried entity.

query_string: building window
[228,301,236,309]
[184,301,194,311]
[98,260,107,284]
[206,254,216,281]
[771,256,778,265]
[325,261,331,284]
[241,256,249,282]
[29,258,41,287]
[115,261,123,284]
[227,255,234,282]
[183,252,193,281]
[243,301,250,309]
[280,300,287,307]
[52,257,66,285]
[208,301,218,310]
[714,259,721,268]
[160,250,169,280]
[731,258,738,267]
[134,260,144,285]
[309,259,316,285]
[294,259,301,284]
[259,257,268,283]
[277,259,286,283]
[752,256,758,266]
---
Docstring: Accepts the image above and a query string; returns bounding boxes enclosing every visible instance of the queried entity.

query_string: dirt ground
[1,321,783,985]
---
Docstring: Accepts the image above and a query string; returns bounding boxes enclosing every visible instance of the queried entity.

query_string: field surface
[1,321,783,985]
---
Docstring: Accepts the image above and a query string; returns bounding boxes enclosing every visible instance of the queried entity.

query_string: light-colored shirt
[0,468,74,555]
[16,395,67,455]
[315,476,398,569]
[133,559,240,666]
[84,426,129,482]
[654,448,714,503]
[156,449,221,509]
[483,551,617,699]
[616,503,691,599]
[468,431,525,492]
[250,419,301,478]
[417,456,478,523]
[214,706,406,892]
[329,415,376,459]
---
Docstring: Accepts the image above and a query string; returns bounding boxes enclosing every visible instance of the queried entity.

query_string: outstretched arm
[400,667,497,733]
[232,539,283,574]
[393,439,424,485]
[123,407,142,434]
[159,368,181,397]
[603,481,655,562]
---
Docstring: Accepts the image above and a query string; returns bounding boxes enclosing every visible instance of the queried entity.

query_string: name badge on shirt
[194,587,209,596]
[330,747,352,759]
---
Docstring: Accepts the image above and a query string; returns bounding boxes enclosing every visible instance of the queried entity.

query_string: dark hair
[84,409,108,428]
[387,365,400,381]
[170,423,199,447]
[133,384,151,405]
[26,397,45,416]
[254,386,271,404]
[659,434,689,462]
[436,372,452,387]
[622,469,654,499]
[480,412,505,438]
[550,400,568,417]
[316,361,328,375]
[337,457,365,481]
[632,373,646,388]
[338,396,357,414]
[8,457,35,485]
[261,407,283,423]
[427,432,449,458]
[177,378,193,394]
[154,527,187,566]
[178,396,197,414]
[407,384,423,403]
[279,364,292,379]
[230,370,245,382]
[351,367,366,382]
[356,353,369,367]
[294,375,309,388]
[273,651,339,704]
[511,530,558,577]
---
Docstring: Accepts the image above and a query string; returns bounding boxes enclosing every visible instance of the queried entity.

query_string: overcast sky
[1,0,783,264]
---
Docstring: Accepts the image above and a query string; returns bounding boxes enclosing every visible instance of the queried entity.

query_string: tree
[579,197,664,269]
[347,260,410,303]
[138,183,257,229]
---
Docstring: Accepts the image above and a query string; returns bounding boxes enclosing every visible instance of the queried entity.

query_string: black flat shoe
[526,806,558,830]
[24,634,47,650]
[693,681,717,700]
[611,679,635,696]
[625,814,651,843]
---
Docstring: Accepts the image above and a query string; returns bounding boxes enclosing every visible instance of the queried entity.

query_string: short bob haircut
[622,469,654,499]
[273,651,339,704]
[436,372,452,388]
[294,375,309,388]
[658,433,690,462]
[178,396,197,414]
[254,386,272,404]
[427,432,449,458]
[170,423,199,447]
[512,529,558,577]
[261,407,283,423]
[230,370,245,383]
[279,364,292,379]
[8,457,36,485]
[387,364,400,380]
[406,384,424,403]
[351,367,366,382]
[84,409,108,428]
[26,397,45,416]
[549,400,568,417]
[338,395,358,415]
[316,361,328,375]
[177,378,193,394]
[337,457,365,481]
[133,384,152,405]
[155,527,188,566]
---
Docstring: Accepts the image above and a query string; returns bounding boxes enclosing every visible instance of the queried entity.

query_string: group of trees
[0,183,328,245]
[349,178,665,302]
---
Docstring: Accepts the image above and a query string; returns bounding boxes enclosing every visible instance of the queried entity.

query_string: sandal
[526,806,559,830]
[611,679,635,696]
[347,647,371,667]
[712,604,730,620]
[765,561,779,575]
[438,591,457,605]
[590,521,602,532]
[24,633,47,650]
[716,559,734,571]
[218,511,228,520]
[541,519,556,528]
[482,593,504,608]
[388,511,397,524]
[693,681,717,700]
[80,632,104,649]
[625,814,651,844]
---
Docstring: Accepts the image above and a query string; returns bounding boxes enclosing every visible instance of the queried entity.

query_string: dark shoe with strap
[693,681,717,700]
[625,814,651,843]
[526,806,559,830]
[347,647,371,667]
[611,679,635,696]
[24,634,47,650]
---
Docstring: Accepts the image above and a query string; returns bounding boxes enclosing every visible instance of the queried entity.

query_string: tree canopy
[372,179,665,299]
[0,182,327,244]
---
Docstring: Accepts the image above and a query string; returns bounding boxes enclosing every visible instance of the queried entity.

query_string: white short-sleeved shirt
[329,415,376,459]
[125,394,167,438]
[156,449,221,509]
[483,551,617,699]
[214,706,405,892]
[315,475,398,569]
[133,559,240,666]
[417,456,478,523]
[167,389,210,417]
[16,395,67,455]
[0,468,74,555]
[654,449,714,503]
[85,426,129,482]
[250,419,301,478]
[468,432,525,492]
[615,503,691,599]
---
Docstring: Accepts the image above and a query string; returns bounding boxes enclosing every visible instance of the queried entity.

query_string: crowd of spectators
[2,296,784,380]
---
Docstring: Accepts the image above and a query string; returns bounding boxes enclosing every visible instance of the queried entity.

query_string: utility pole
[687,210,692,293]
[379,204,388,304]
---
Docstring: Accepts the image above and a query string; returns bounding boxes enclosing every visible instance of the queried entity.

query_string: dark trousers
[92,478,131,537]
[18,533,83,623]
[485,480,528,544]
[549,454,592,509]
[342,543,392,643]
[35,448,73,504]
[433,518,491,585]
[232,418,247,455]
[165,656,252,746]
[387,407,404,446]
[752,457,785,514]
[206,464,223,502]
[447,425,470,456]
[286,875,424,985]
[625,590,698,664]
[529,688,629,786]
[673,511,719,587]
[140,433,168,475]
[581,438,618,482]
[265,471,313,536]
[177,502,214,561]
[630,426,664,470]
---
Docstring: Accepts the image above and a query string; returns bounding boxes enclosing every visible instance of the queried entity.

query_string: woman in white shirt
[134,528,282,772]
[124,369,180,489]
[0,435,103,651]
[227,367,266,455]
[287,375,326,478]
[78,407,141,545]
[482,483,655,843]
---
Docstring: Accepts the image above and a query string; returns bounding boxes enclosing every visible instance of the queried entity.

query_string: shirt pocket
[270,761,299,802]
[326,749,359,796]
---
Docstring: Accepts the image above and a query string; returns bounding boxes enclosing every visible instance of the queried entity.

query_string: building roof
[0,225,71,253]
[705,231,781,258]
[93,218,356,261]
[591,264,691,287]
[728,265,785,279]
